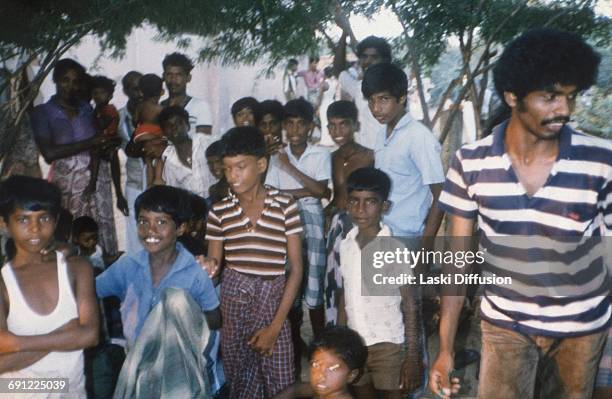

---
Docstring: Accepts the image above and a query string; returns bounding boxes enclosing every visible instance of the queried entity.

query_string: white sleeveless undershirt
[0,252,85,398]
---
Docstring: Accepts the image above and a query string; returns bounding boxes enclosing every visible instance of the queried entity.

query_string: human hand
[276,148,291,168]
[197,256,219,278]
[266,136,282,155]
[40,240,78,262]
[117,195,129,217]
[429,351,461,399]
[248,325,280,357]
[97,135,121,151]
[400,356,424,393]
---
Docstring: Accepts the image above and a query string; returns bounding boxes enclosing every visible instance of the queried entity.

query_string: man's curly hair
[493,28,600,101]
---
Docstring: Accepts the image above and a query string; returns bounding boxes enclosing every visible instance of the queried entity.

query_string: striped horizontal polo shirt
[438,121,611,337]
[205,185,303,275]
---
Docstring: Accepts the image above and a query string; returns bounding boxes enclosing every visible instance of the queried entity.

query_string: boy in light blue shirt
[361,63,445,238]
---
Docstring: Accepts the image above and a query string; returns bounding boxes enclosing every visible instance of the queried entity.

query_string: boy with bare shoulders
[0,176,99,396]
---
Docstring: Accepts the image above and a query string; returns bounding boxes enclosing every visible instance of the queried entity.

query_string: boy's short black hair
[259,100,284,122]
[327,100,358,122]
[347,167,391,201]
[162,52,194,74]
[205,140,224,158]
[284,98,314,123]
[134,185,192,226]
[52,58,86,83]
[361,63,407,101]
[139,73,163,99]
[309,56,320,64]
[72,216,98,238]
[287,58,298,67]
[221,126,266,159]
[231,96,262,124]
[0,176,62,221]
[91,75,116,96]
[121,70,142,88]
[308,326,368,374]
[159,105,190,127]
[493,28,600,101]
[190,193,208,221]
[357,36,392,63]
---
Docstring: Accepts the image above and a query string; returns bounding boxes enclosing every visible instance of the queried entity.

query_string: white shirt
[265,144,331,204]
[339,224,405,346]
[162,134,215,198]
[338,69,380,150]
[184,96,214,138]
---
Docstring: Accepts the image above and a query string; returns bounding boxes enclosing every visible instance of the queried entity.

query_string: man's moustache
[541,116,570,126]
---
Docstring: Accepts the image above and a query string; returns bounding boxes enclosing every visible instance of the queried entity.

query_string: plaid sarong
[113,288,213,399]
[298,200,326,309]
[50,152,118,255]
[596,327,612,387]
[324,210,352,325]
[221,268,294,399]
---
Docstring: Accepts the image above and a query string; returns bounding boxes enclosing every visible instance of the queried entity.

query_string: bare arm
[35,134,112,164]
[204,307,222,330]
[0,276,49,372]
[429,214,474,398]
[422,183,445,238]
[271,234,303,333]
[271,382,314,399]
[195,126,212,135]
[277,152,330,199]
[10,258,99,353]
[249,233,303,355]
[399,284,424,392]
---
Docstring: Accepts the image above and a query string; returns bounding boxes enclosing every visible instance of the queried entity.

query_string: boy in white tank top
[0,176,99,397]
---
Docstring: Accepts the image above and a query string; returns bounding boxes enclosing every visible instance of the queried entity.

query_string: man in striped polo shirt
[205,126,303,398]
[429,29,610,399]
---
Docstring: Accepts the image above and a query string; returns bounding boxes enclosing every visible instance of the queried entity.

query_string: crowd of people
[0,27,610,399]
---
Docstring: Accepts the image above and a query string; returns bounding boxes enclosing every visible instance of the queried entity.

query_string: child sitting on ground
[273,325,368,399]
[133,73,166,187]
[0,176,99,396]
[205,140,229,205]
[96,185,223,397]
[87,75,129,216]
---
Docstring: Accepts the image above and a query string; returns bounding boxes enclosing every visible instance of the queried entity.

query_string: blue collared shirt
[374,112,445,236]
[31,95,97,145]
[95,242,219,346]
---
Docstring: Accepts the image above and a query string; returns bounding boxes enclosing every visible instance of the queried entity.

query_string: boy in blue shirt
[96,185,222,397]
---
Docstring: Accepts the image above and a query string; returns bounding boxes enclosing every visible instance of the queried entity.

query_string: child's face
[367,90,406,126]
[207,155,225,180]
[162,115,189,144]
[346,190,388,231]
[92,88,112,107]
[328,117,357,147]
[75,231,98,252]
[284,116,312,148]
[233,107,256,127]
[310,349,354,398]
[258,114,282,142]
[223,154,267,195]
[3,208,57,255]
[137,210,185,255]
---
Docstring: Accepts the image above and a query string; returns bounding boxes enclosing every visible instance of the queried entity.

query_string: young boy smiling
[265,98,331,371]
[338,167,424,399]
[205,126,303,398]
[96,185,222,397]
[0,176,99,396]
